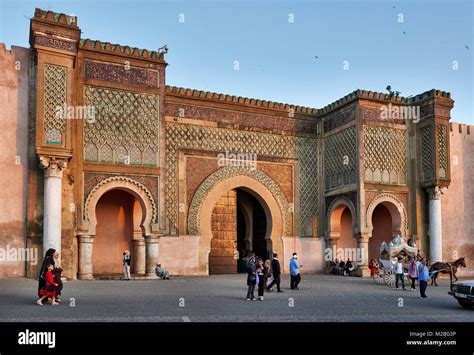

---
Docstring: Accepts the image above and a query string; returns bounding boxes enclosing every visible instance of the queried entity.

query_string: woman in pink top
[407,257,419,292]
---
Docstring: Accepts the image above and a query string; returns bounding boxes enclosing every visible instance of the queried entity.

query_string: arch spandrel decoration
[83,176,158,236]
[365,193,408,238]
[187,166,291,237]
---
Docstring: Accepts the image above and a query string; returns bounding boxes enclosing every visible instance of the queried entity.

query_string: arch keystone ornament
[77,176,160,279]
[187,166,291,274]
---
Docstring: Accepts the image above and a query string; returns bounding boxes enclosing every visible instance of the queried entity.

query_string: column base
[78,273,94,280]
[145,272,158,278]
[354,268,371,278]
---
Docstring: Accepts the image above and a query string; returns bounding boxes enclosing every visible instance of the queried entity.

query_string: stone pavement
[0,274,472,322]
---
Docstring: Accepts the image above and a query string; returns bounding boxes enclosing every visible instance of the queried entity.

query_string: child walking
[36,264,59,306]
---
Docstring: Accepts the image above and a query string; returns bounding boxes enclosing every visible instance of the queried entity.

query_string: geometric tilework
[363,125,407,185]
[83,86,159,165]
[420,125,434,182]
[44,64,67,144]
[324,126,357,190]
[165,122,319,236]
[437,125,448,180]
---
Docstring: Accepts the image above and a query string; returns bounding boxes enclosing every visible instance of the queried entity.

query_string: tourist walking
[38,248,55,298]
[267,253,283,292]
[395,256,406,290]
[123,250,131,280]
[418,258,429,299]
[38,249,63,303]
[246,254,257,301]
[256,259,268,300]
[264,259,273,290]
[36,263,59,306]
[290,252,301,290]
[408,257,418,291]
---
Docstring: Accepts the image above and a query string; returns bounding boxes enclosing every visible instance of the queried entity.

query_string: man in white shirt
[395,256,406,290]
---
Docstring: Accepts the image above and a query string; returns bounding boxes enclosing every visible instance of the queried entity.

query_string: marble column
[145,235,160,277]
[78,235,94,280]
[39,156,67,262]
[428,186,445,263]
[133,238,146,275]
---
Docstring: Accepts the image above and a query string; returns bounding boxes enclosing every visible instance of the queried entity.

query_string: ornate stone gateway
[13,8,462,279]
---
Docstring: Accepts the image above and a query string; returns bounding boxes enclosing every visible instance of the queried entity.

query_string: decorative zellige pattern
[437,125,448,179]
[44,64,67,144]
[420,125,434,182]
[83,86,160,165]
[324,126,357,190]
[165,122,319,236]
[363,126,407,185]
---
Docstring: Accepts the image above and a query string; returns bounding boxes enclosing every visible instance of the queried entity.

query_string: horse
[429,257,466,286]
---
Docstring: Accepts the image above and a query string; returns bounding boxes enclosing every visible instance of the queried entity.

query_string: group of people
[369,253,430,299]
[396,256,430,299]
[36,248,63,306]
[330,258,356,276]
[245,252,301,301]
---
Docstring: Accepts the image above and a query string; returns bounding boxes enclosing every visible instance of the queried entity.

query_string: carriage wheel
[374,270,384,285]
[384,269,396,287]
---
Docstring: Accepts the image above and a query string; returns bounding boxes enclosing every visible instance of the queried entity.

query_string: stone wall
[441,123,474,277]
[0,45,30,277]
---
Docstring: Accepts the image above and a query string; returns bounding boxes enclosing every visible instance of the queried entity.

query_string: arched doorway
[78,176,158,280]
[209,188,269,274]
[187,168,289,276]
[327,199,357,260]
[369,201,403,261]
[93,189,143,275]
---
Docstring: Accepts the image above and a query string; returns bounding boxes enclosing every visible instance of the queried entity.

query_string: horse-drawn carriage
[372,235,417,287]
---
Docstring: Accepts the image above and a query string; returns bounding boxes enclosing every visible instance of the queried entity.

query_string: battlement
[80,39,166,63]
[166,85,319,116]
[33,8,78,27]
[319,88,453,116]
[450,122,472,135]
[0,43,14,57]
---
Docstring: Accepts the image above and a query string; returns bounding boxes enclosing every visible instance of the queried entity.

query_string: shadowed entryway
[209,188,269,274]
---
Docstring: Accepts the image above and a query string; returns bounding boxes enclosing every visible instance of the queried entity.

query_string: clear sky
[1,0,473,123]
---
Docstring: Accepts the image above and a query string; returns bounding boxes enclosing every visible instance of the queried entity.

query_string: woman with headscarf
[38,249,63,303]
[38,248,55,298]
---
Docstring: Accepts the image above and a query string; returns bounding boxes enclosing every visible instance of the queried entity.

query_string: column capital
[77,234,94,243]
[39,155,68,178]
[427,186,447,200]
[355,232,370,243]
[144,235,160,244]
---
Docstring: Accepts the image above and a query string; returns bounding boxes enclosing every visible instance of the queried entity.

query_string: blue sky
[1,0,473,123]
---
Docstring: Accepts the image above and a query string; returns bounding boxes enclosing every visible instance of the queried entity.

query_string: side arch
[365,193,408,238]
[326,197,358,237]
[83,176,157,236]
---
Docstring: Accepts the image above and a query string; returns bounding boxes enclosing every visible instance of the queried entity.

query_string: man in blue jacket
[290,252,302,290]
[418,258,429,299]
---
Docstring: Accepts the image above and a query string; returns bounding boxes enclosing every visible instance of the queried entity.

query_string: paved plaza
[0,274,472,322]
